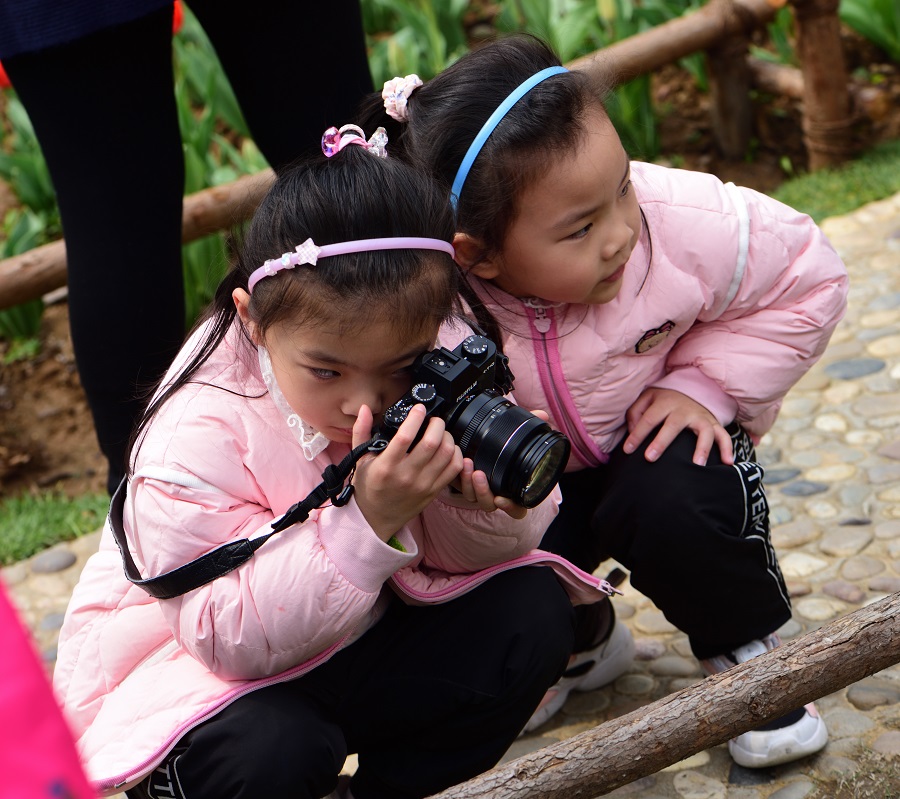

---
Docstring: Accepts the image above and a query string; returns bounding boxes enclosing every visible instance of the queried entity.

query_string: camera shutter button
[411,383,437,404]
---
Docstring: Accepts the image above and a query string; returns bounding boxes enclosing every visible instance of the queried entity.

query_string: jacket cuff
[651,367,738,427]
[317,499,417,593]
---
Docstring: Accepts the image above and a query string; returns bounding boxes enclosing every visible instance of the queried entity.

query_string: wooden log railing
[0,0,856,310]
[0,169,274,311]
[431,591,900,798]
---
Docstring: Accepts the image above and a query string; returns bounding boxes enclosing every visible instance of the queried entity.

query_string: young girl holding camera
[52,126,617,799]
[366,35,849,767]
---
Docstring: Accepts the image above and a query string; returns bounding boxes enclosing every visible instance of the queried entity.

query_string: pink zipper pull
[532,306,551,334]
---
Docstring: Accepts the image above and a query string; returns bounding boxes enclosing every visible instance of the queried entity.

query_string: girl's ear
[232,288,261,345]
[453,232,500,280]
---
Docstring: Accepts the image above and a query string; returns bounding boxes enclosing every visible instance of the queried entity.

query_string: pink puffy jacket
[52,317,614,795]
[473,162,849,469]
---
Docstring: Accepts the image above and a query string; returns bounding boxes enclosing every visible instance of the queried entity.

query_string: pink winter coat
[473,162,849,469]
[52,317,614,795]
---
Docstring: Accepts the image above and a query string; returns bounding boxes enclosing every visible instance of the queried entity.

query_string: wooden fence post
[707,28,754,158]
[431,591,900,799]
[790,0,856,169]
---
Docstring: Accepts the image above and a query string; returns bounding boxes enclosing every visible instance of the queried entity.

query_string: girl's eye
[392,363,417,379]
[569,223,592,240]
[620,180,632,198]
[310,368,340,380]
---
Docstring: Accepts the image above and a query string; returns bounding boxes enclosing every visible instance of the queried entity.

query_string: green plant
[0,92,60,352]
[0,491,108,566]
[840,0,900,62]
[364,0,470,84]
[496,0,605,62]
[608,75,659,159]
[0,208,46,357]
[0,94,59,221]
[750,7,798,67]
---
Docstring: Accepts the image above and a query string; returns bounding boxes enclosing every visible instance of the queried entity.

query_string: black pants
[4,2,373,494]
[127,567,574,799]
[541,426,791,659]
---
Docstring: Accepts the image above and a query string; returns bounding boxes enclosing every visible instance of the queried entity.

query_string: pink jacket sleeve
[417,485,561,574]
[128,474,416,681]
[654,185,848,438]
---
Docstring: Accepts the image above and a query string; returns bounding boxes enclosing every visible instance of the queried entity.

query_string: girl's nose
[344,384,386,419]
[602,212,635,261]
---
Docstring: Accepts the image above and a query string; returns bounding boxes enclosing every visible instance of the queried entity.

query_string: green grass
[0,491,108,566]
[772,139,900,223]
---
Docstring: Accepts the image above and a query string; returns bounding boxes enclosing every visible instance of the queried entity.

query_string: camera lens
[453,395,570,508]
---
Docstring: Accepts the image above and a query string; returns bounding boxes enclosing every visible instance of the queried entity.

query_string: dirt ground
[1,40,898,500]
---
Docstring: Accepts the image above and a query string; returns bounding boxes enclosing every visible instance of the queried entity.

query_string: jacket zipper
[391,551,619,603]
[526,304,606,468]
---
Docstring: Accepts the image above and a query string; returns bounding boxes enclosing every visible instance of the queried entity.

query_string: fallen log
[0,168,274,311]
[432,591,900,798]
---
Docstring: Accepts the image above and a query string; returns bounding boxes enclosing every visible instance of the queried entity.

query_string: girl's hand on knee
[351,404,464,541]
[624,388,734,466]
[456,458,528,519]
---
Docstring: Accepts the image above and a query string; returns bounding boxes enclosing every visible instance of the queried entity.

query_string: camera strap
[109,439,381,600]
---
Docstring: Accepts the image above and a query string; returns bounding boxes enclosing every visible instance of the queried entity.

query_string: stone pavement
[4,190,900,798]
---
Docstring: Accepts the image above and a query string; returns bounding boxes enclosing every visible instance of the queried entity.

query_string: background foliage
[0,0,898,548]
[0,0,898,351]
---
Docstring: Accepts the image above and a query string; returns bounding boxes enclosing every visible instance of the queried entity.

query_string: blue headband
[449,66,568,213]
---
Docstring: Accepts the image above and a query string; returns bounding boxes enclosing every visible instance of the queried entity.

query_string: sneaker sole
[522,622,635,733]
[729,705,828,768]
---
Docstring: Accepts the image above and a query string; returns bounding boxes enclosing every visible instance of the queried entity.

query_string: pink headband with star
[247,237,456,294]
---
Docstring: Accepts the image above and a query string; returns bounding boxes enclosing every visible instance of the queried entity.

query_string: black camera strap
[110,439,381,600]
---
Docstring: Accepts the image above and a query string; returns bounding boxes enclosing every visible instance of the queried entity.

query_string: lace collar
[257,345,330,461]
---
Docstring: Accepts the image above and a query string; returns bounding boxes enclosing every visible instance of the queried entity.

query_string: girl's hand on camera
[623,388,734,466]
[452,405,548,519]
[351,404,464,541]
[456,458,528,519]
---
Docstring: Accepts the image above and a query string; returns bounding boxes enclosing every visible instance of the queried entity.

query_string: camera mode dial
[384,401,412,426]
[462,335,490,356]
[411,383,437,404]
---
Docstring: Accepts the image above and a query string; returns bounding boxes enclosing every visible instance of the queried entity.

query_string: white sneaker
[701,633,828,768]
[522,619,635,734]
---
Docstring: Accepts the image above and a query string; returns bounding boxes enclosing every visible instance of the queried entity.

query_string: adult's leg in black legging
[590,427,792,659]
[4,7,186,495]
[190,0,374,171]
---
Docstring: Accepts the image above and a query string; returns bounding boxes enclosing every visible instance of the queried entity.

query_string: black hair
[128,143,460,474]
[359,34,615,260]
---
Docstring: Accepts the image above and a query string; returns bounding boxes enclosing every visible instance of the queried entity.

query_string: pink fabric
[0,579,96,799]
[477,161,848,466]
[52,317,610,794]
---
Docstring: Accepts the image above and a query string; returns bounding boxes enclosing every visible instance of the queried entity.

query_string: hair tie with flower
[382,74,423,122]
[321,124,388,158]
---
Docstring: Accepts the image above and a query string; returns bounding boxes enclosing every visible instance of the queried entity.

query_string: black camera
[372,335,570,508]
